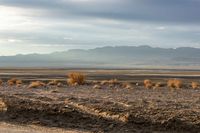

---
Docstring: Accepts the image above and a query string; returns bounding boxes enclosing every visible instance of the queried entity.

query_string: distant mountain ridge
[1,45,200,68]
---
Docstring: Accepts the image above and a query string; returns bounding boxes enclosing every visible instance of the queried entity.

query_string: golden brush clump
[28,81,46,88]
[7,78,17,86]
[100,79,118,85]
[191,82,199,89]
[67,72,85,86]
[7,78,23,86]
[144,79,153,89]
[167,79,183,89]
[122,82,133,89]
[48,80,63,87]
[48,80,57,85]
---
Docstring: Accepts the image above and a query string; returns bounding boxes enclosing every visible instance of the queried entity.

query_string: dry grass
[47,80,63,87]
[167,79,183,89]
[16,80,23,85]
[100,79,118,85]
[153,82,164,89]
[191,82,199,89]
[93,84,101,89]
[144,79,153,89]
[47,80,59,86]
[28,81,46,88]
[108,79,118,84]
[122,82,133,89]
[7,78,17,86]
[67,72,85,86]
[7,78,23,86]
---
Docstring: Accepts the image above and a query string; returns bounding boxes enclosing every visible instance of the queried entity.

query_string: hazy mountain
[1,45,200,68]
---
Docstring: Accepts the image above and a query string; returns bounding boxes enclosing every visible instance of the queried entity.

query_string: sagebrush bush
[67,72,85,86]
[153,82,164,89]
[144,79,153,89]
[16,80,23,85]
[122,82,132,89]
[167,79,183,89]
[100,79,118,85]
[47,80,59,86]
[7,78,23,86]
[7,78,17,86]
[28,81,46,88]
[191,82,199,89]
[108,79,118,84]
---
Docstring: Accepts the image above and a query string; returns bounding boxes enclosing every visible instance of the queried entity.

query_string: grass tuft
[144,79,153,89]
[28,81,46,88]
[167,79,183,89]
[67,72,85,86]
[191,82,199,89]
[122,82,133,89]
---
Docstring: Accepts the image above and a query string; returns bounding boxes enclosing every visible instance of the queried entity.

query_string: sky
[0,0,200,55]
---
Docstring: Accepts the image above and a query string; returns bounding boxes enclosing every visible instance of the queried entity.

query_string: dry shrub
[28,81,46,88]
[7,78,23,86]
[167,79,183,89]
[122,82,133,89]
[167,79,175,88]
[7,78,17,86]
[153,82,164,89]
[0,80,3,86]
[100,79,118,85]
[191,82,199,89]
[67,72,85,86]
[93,84,101,89]
[47,80,59,86]
[16,80,23,85]
[144,79,153,89]
[108,79,118,84]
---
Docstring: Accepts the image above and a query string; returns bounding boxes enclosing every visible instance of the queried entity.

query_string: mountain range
[1,45,200,68]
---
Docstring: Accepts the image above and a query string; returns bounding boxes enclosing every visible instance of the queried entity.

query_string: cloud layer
[0,0,200,55]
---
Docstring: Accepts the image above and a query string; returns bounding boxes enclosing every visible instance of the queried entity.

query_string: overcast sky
[0,0,200,55]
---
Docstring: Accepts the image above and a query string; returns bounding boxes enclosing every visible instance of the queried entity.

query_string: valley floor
[0,68,200,132]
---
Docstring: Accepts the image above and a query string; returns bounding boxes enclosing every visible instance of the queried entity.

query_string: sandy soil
[0,122,90,133]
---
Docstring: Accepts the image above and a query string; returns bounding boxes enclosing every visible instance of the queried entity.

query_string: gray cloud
[0,0,200,23]
[0,0,200,55]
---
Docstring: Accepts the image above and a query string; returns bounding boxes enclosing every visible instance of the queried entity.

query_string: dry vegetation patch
[167,79,183,89]
[100,79,118,86]
[122,82,133,89]
[144,79,154,89]
[28,81,46,88]
[7,78,23,86]
[191,82,199,89]
[67,72,85,86]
